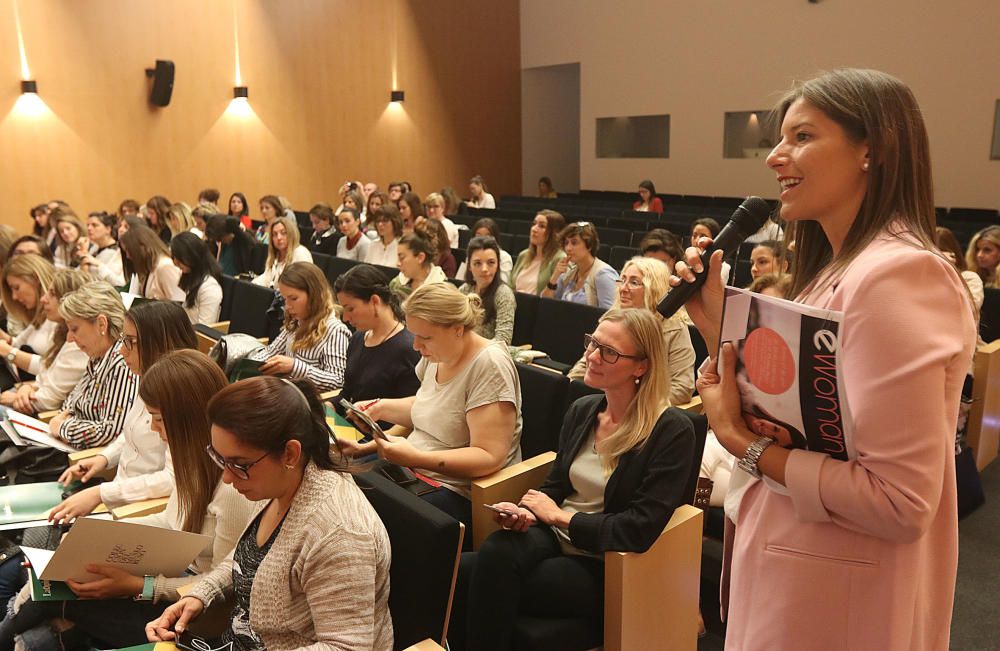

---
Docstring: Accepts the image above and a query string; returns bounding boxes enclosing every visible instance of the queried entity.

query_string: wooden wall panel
[0,0,520,230]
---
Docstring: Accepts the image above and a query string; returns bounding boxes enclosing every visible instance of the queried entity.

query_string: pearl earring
[634,377,641,385]
[862,161,870,171]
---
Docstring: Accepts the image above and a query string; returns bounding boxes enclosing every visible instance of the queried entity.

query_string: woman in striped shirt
[249,262,350,392]
[47,282,137,449]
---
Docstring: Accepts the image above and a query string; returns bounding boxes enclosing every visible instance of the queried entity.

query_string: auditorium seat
[218,275,237,323]
[609,246,639,271]
[324,256,360,287]
[511,292,539,346]
[688,325,709,375]
[598,228,632,247]
[214,279,274,339]
[515,362,570,458]
[981,287,1000,344]
[530,299,604,367]
[733,259,752,288]
[310,252,333,277]
[250,243,268,275]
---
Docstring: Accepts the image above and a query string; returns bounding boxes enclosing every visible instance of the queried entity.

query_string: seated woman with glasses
[0,269,89,414]
[50,301,198,524]
[541,222,617,309]
[461,308,695,651]
[0,351,257,651]
[248,262,351,392]
[567,257,696,407]
[147,376,393,651]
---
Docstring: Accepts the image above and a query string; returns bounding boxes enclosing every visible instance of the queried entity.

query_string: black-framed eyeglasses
[119,334,139,353]
[583,334,646,364]
[205,444,268,480]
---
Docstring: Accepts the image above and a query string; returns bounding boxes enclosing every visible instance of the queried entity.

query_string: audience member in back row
[144,196,174,244]
[441,186,465,217]
[568,257,695,407]
[48,282,137,448]
[250,262,350,392]
[171,233,223,326]
[166,202,200,239]
[419,218,457,279]
[425,192,460,249]
[7,235,54,265]
[748,239,790,282]
[455,218,513,284]
[398,192,425,236]
[638,228,685,269]
[510,210,567,295]
[389,230,448,299]
[463,308,695,651]
[937,227,984,311]
[78,212,125,287]
[543,222,617,309]
[364,205,403,268]
[633,179,663,213]
[466,175,496,209]
[460,236,516,346]
[255,194,283,244]
[366,190,387,225]
[253,216,313,288]
[0,256,58,389]
[965,225,1000,289]
[121,224,184,301]
[0,351,257,651]
[205,215,255,277]
[538,176,557,199]
[335,207,370,262]
[0,269,88,413]
[52,301,197,526]
[147,376,393,651]
[334,264,420,409]
[52,210,86,269]
[228,191,251,231]
[306,203,339,256]
[340,283,522,540]
[29,203,54,252]
[689,217,732,283]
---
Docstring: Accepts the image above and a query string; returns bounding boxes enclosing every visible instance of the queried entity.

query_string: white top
[440,217,460,249]
[98,395,174,508]
[337,233,371,261]
[53,245,75,269]
[88,244,126,287]
[468,193,496,209]
[29,340,89,412]
[253,245,313,288]
[129,479,259,603]
[455,249,513,285]
[700,431,736,508]
[364,238,400,268]
[743,220,785,245]
[13,319,57,361]
[184,275,223,325]
[128,256,185,301]
[408,342,522,496]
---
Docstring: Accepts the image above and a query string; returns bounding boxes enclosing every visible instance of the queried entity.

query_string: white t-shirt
[253,245,313,288]
[455,249,512,285]
[337,233,371,261]
[408,342,522,496]
[468,193,496,209]
[440,217,460,249]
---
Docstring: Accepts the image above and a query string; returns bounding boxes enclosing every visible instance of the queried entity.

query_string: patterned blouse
[250,314,350,392]
[58,343,138,449]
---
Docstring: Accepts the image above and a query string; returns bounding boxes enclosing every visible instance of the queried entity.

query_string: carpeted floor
[697,460,1000,651]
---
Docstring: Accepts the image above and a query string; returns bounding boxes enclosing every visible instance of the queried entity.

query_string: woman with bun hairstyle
[339,282,522,538]
[147,376,392,651]
[388,230,448,299]
[676,68,976,649]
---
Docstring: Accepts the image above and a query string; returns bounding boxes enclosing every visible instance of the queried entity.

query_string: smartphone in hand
[482,504,518,517]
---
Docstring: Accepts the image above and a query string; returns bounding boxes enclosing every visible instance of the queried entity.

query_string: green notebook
[0,481,67,526]
[28,566,76,601]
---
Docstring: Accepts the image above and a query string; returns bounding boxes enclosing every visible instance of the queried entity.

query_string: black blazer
[538,393,694,554]
[308,228,340,256]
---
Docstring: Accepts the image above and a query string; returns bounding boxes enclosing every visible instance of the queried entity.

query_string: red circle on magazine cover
[742,327,794,395]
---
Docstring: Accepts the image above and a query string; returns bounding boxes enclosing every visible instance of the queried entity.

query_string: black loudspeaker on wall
[145,60,175,107]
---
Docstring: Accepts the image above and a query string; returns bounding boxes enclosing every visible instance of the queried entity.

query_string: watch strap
[737,436,775,479]
[134,574,155,601]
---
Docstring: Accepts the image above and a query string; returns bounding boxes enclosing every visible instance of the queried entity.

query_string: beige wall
[521,0,1000,208]
[0,0,520,230]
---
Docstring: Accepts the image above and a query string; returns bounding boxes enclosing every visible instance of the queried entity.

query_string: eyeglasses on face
[583,333,646,364]
[614,277,643,290]
[205,444,268,480]
[119,334,139,353]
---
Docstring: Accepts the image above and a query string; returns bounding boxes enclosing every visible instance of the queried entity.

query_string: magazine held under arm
[719,287,851,461]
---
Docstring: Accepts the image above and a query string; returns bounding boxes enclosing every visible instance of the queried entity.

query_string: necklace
[367,321,402,347]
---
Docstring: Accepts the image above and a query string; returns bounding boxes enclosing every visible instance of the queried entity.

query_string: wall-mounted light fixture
[390,90,405,103]
[233,86,248,99]
[20,80,37,94]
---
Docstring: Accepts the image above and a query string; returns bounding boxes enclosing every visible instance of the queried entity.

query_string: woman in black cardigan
[462,308,694,651]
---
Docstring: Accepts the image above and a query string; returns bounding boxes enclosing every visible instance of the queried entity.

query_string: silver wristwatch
[6,348,17,363]
[737,436,775,479]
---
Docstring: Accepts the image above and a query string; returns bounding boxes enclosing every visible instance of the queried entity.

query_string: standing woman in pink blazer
[676,69,976,650]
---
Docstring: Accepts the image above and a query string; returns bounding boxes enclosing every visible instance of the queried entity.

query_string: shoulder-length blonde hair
[777,69,936,299]
[43,269,90,368]
[266,216,301,269]
[278,262,335,351]
[58,281,126,342]
[2,254,56,326]
[167,202,196,236]
[594,308,670,473]
[139,350,228,533]
[54,211,85,260]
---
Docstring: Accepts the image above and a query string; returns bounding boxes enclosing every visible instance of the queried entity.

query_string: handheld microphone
[656,196,772,319]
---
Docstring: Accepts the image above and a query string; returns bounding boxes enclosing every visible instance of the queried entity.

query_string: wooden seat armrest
[208,321,231,334]
[257,337,268,344]
[67,447,106,463]
[604,504,703,651]
[320,388,341,401]
[403,640,446,651]
[968,339,1000,469]
[470,451,557,549]
[676,395,702,413]
[196,331,217,355]
[36,410,59,423]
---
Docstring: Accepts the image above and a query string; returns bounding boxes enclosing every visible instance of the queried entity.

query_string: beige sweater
[188,463,393,651]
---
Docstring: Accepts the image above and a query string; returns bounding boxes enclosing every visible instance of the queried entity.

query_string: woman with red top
[633,180,663,213]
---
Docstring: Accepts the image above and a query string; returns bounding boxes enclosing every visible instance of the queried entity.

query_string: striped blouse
[58,344,138,449]
[250,314,350,392]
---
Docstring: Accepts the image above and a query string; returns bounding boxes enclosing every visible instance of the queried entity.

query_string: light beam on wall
[11,0,48,118]
[225,0,254,118]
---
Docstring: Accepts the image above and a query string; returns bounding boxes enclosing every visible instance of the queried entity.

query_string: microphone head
[733,196,773,238]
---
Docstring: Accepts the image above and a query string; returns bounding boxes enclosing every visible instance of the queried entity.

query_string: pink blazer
[724,231,976,650]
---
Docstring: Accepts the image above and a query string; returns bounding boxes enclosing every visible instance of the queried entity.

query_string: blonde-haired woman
[167,202,201,239]
[253,216,313,289]
[464,308,695,650]
[965,225,1000,288]
[249,262,349,392]
[340,282,522,542]
[0,269,89,413]
[52,211,86,269]
[48,282,137,448]
[568,257,696,406]
[0,255,59,388]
